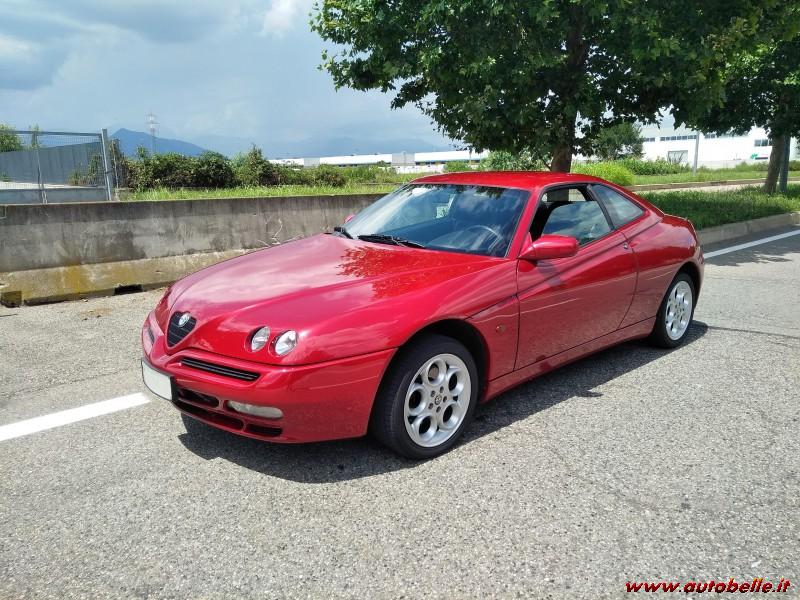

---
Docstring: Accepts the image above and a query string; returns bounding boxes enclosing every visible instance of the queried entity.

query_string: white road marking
[0,393,150,442]
[705,229,800,258]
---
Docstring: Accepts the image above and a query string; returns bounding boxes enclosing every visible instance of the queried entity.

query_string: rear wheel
[650,272,695,348]
[370,334,478,459]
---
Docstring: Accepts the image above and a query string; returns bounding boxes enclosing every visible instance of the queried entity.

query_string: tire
[370,334,479,459]
[650,272,696,348]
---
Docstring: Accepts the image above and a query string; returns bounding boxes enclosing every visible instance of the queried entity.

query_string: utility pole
[146,112,158,154]
[692,131,701,175]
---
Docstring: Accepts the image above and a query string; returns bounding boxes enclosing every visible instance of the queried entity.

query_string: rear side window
[592,185,644,228]
[533,186,613,246]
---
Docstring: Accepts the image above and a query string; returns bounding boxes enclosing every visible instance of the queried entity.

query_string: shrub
[232,146,280,186]
[67,154,103,186]
[571,162,635,186]
[309,164,347,187]
[731,160,800,172]
[133,150,196,190]
[0,124,23,153]
[615,158,690,175]
[338,164,391,182]
[444,160,471,172]
[193,151,235,188]
[274,166,313,185]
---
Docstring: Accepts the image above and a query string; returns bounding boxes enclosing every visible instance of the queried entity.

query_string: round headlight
[274,330,298,356]
[250,326,271,352]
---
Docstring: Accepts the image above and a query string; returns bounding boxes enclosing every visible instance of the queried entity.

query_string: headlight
[274,330,298,356]
[250,326,271,352]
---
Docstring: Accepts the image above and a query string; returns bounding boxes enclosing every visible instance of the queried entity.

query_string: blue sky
[0,0,453,156]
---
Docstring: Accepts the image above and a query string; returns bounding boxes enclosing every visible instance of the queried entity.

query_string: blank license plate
[141,360,173,400]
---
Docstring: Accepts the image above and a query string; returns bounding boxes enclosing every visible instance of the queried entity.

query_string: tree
[688,36,800,193]
[594,123,643,161]
[0,124,23,153]
[313,1,787,172]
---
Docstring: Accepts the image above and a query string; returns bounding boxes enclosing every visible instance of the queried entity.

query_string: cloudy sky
[0,0,453,156]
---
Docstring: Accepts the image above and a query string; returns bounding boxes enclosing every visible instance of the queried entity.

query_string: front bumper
[141,311,394,443]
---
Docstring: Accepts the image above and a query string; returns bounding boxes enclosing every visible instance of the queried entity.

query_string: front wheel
[650,272,696,348]
[370,334,478,459]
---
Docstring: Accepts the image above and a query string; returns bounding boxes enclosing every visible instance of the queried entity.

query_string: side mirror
[344,214,355,223]
[519,234,579,261]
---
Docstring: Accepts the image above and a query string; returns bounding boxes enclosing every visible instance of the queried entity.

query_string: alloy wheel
[403,353,471,448]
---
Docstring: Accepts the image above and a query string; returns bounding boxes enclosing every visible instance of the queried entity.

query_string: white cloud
[0,0,451,155]
[262,0,310,36]
[0,34,65,89]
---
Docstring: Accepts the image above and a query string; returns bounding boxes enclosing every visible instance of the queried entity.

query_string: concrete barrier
[0,194,380,305]
[697,211,800,246]
[2,190,799,306]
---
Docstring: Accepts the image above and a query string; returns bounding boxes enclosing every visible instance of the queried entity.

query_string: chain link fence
[0,129,113,204]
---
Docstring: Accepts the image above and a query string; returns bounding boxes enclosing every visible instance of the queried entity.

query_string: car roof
[412,170,607,191]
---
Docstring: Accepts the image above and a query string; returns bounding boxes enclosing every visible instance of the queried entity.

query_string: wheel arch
[677,261,701,297]
[381,319,490,400]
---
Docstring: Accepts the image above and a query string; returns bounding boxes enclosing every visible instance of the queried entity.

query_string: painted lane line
[0,393,150,442]
[705,229,800,259]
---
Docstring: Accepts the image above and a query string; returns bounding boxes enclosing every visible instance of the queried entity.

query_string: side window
[592,185,644,228]
[532,186,612,246]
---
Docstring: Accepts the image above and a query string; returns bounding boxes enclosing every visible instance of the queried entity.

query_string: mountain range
[110,128,452,159]
[111,128,208,157]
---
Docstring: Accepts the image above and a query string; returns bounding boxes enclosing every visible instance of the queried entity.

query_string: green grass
[128,182,400,201]
[641,185,800,229]
[634,169,800,185]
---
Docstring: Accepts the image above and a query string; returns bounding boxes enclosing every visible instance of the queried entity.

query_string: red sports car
[141,171,703,458]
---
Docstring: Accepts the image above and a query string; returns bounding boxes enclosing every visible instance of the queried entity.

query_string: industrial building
[274,126,797,172]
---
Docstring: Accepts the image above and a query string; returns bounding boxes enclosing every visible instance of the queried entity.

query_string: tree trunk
[764,133,787,194]
[549,10,585,174]
[551,142,573,172]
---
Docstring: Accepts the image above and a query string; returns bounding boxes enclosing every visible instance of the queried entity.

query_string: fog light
[228,400,283,420]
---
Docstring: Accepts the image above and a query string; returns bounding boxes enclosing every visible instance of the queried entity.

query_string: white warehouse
[273,127,797,172]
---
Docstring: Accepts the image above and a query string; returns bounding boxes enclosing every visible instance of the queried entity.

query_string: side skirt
[482,317,656,402]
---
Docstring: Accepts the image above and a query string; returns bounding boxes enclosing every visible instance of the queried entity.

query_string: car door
[515,185,638,369]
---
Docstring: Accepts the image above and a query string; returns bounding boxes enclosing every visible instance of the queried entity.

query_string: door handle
[622,243,630,250]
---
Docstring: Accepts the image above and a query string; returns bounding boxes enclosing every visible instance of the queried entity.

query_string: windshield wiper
[333,225,353,239]
[357,234,426,249]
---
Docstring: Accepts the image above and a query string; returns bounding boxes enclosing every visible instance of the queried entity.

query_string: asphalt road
[1,228,798,599]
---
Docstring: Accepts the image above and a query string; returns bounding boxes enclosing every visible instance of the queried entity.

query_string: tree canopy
[313,0,787,171]
[594,123,643,161]
[688,35,800,192]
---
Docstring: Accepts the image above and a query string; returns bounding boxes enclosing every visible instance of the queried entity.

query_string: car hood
[158,234,513,365]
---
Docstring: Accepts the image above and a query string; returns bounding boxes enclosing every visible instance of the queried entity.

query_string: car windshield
[342,184,529,257]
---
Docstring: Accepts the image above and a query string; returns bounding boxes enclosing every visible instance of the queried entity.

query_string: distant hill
[111,128,208,157]
[110,127,452,159]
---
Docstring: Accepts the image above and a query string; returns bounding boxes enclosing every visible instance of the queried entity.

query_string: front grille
[167,312,196,346]
[181,357,260,382]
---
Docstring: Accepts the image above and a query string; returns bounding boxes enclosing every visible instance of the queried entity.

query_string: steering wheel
[463,225,501,240]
